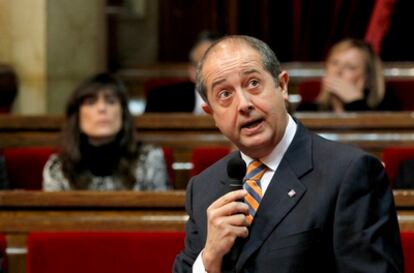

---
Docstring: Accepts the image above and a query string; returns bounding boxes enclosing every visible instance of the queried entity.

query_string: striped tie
[244,160,267,224]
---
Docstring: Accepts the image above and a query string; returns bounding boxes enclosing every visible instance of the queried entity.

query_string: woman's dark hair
[61,73,138,189]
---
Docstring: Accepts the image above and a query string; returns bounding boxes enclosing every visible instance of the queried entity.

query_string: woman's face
[325,47,367,86]
[79,88,122,145]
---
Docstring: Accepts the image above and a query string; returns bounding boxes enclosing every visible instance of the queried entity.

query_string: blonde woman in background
[298,39,399,112]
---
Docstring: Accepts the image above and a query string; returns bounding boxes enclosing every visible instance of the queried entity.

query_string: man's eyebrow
[240,68,261,76]
[210,69,261,90]
[211,78,226,91]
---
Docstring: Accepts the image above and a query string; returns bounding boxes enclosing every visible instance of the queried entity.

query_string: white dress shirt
[193,115,297,272]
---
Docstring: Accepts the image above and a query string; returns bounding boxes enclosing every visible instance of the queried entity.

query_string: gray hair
[195,35,282,102]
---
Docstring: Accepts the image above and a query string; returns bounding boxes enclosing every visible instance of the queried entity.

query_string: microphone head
[227,156,246,180]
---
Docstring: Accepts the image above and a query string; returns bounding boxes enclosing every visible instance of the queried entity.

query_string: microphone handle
[223,178,245,271]
[228,178,243,192]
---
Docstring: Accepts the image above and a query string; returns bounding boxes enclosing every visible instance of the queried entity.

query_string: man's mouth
[241,118,264,129]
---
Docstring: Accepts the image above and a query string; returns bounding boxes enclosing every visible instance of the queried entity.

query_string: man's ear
[202,103,212,114]
[278,71,289,99]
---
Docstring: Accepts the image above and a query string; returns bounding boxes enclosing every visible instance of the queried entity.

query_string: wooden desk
[2,112,413,148]
[0,190,187,273]
[0,190,413,273]
[394,190,414,231]
[1,113,414,188]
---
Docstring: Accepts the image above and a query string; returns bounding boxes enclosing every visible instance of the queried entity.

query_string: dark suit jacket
[173,122,403,273]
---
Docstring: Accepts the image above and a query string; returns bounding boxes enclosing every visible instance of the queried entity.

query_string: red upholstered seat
[3,146,173,190]
[3,147,56,190]
[382,147,414,184]
[0,233,7,272]
[191,147,231,176]
[386,80,414,111]
[297,79,321,104]
[0,233,6,252]
[27,231,185,273]
[401,231,414,273]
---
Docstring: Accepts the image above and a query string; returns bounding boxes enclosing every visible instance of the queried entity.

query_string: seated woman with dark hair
[297,38,399,112]
[43,73,169,191]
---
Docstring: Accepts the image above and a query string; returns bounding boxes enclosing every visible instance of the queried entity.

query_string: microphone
[227,156,246,192]
[222,156,246,271]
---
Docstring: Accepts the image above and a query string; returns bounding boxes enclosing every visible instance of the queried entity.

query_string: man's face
[201,40,289,158]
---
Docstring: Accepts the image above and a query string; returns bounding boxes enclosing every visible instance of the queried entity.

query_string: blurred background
[0,0,412,114]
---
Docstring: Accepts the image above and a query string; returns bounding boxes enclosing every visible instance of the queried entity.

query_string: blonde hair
[317,39,385,110]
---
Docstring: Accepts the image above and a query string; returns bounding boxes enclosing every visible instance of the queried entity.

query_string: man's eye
[249,80,259,88]
[217,90,231,99]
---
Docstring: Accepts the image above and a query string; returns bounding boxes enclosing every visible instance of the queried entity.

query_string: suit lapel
[235,123,313,271]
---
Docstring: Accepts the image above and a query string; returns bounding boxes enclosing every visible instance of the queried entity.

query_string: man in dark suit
[173,35,403,272]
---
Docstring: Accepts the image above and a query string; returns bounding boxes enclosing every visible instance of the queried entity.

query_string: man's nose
[237,89,254,113]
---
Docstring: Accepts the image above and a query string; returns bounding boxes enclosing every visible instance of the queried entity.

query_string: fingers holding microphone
[202,156,248,272]
[205,190,249,256]
[203,189,249,272]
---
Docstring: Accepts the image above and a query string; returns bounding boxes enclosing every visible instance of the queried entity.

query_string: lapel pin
[288,189,296,198]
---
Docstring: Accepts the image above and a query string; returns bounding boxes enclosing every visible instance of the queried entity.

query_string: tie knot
[245,160,267,181]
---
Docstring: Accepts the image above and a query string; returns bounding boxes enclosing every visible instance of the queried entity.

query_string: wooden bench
[1,113,414,188]
[0,190,413,273]
[0,191,186,273]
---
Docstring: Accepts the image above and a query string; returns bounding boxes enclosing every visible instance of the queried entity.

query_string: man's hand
[202,189,249,273]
